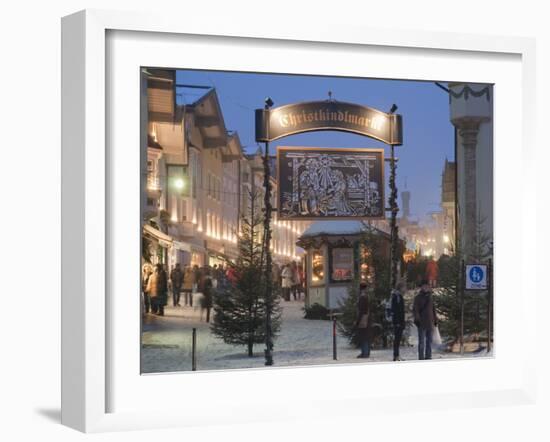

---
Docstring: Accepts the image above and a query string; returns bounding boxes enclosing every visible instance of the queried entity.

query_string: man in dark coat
[391,281,407,361]
[170,263,184,307]
[413,279,438,360]
[199,266,214,323]
[356,282,372,358]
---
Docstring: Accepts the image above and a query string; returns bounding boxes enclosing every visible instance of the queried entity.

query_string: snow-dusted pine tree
[337,274,362,347]
[436,213,492,346]
[210,190,281,357]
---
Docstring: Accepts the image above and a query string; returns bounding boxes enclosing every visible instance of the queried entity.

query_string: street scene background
[141,68,493,372]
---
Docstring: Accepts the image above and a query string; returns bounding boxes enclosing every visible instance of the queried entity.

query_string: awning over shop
[207,250,236,264]
[143,224,173,248]
[173,241,191,252]
[189,243,206,254]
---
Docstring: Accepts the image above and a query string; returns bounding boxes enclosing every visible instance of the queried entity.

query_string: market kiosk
[297,221,393,309]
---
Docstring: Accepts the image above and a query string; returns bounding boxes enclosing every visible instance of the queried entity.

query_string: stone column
[449,83,492,259]
[451,116,488,257]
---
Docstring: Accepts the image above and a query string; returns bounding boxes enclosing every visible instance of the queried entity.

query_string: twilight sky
[175,69,455,223]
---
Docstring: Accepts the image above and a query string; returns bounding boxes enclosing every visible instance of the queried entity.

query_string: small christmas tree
[210,190,281,357]
[436,213,492,347]
[337,274,361,347]
[434,253,460,342]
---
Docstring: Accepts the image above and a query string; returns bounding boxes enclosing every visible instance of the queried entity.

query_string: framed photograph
[61,9,537,432]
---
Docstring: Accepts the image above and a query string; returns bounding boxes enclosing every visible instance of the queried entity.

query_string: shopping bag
[357,314,369,329]
[432,325,442,346]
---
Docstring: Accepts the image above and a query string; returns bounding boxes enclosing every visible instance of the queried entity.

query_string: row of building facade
[140,68,307,270]
[140,69,492,271]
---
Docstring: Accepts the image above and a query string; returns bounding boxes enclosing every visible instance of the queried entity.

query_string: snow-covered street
[141,298,490,373]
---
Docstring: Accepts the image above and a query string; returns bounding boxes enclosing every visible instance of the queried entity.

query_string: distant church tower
[401,178,411,221]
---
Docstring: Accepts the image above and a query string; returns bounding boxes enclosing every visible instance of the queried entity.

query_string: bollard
[332,317,337,360]
[192,328,197,371]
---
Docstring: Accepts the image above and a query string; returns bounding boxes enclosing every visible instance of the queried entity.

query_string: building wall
[143,72,308,270]
[187,111,232,264]
[222,159,240,245]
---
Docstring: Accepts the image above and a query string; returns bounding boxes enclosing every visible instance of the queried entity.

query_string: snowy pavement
[141,298,490,373]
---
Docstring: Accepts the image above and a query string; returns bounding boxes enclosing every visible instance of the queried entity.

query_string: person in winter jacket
[413,279,438,360]
[281,264,293,301]
[182,265,195,306]
[390,281,407,361]
[142,264,153,314]
[147,263,168,316]
[425,259,439,288]
[290,261,301,300]
[199,267,213,323]
[170,263,184,307]
[356,282,373,358]
[225,265,238,285]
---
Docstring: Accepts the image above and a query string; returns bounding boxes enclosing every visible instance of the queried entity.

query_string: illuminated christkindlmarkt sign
[256,100,402,145]
[276,147,385,220]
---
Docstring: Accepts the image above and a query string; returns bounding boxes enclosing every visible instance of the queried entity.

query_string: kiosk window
[311,250,324,283]
[331,248,353,281]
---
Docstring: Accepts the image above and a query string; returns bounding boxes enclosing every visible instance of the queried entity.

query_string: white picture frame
[61,9,537,433]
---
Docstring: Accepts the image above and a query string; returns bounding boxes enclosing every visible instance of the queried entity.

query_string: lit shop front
[297,221,393,309]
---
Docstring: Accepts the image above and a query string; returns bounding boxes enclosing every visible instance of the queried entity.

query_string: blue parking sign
[465,264,487,290]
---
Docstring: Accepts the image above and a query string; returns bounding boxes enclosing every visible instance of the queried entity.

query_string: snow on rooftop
[300,220,368,237]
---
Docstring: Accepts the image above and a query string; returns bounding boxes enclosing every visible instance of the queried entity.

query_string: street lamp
[262,97,275,367]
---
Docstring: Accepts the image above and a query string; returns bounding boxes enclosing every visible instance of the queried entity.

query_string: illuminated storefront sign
[256,100,402,145]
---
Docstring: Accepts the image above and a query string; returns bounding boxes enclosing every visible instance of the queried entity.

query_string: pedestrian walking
[170,263,184,307]
[391,281,406,361]
[281,264,293,301]
[146,263,168,316]
[298,265,305,297]
[193,264,201,288]
[182,264,195,306]
[212,264,219,288]
[142,264,153,314]
[199,267,214,323]
[226,265,238,285]
[290,261,301,300]
[356,282,372,358]
[216,263,227,287]
[425,259,439,288]
[413,279,438,360]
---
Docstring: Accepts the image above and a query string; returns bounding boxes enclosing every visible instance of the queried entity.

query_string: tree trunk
[248,341,253,357]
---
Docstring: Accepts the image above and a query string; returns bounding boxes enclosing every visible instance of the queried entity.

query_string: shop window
[311,250,324,284]
[331,248,354,282]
